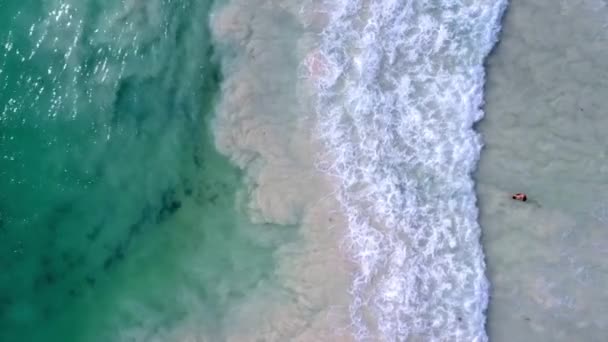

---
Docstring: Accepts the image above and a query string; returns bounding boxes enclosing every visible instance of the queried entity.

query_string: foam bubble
[311,0,508,340]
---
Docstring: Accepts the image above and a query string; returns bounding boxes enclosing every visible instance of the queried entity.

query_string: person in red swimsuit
[512,193,527,202]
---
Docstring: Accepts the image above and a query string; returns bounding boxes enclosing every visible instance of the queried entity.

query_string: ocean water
[0,0,282,341]
[208,1,355,340]
[6,0,607,341]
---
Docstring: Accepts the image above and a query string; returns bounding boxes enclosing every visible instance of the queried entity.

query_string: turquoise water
[0,0,279,340]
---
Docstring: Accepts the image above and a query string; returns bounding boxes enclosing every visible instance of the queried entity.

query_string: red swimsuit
[512,193,527,202]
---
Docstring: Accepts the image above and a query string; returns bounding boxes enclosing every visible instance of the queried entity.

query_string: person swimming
[512,193,527,202]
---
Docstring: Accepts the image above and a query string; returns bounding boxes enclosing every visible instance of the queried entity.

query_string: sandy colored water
[477,0,608,340]
[209,1,355,341]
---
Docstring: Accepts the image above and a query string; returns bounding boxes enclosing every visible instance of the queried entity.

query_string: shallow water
[209,1,354,340]
[477,0,608,340]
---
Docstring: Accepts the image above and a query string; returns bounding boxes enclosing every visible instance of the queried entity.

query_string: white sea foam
[310,0,508,340]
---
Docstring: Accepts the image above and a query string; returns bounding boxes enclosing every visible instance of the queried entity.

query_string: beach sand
[477,0,608,340]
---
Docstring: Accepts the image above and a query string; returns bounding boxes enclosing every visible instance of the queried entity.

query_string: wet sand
[477,0,608,340]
